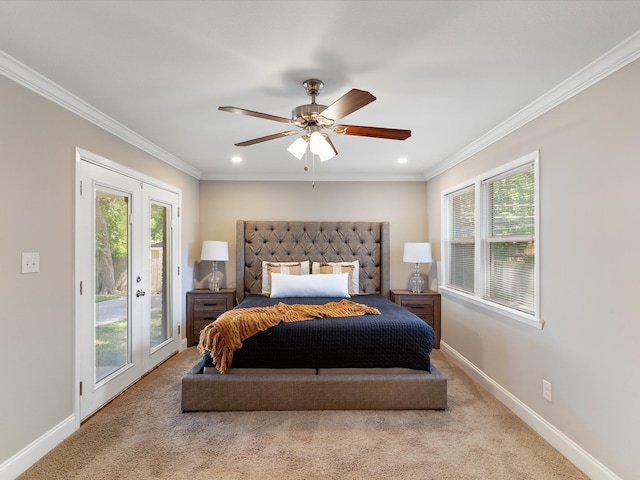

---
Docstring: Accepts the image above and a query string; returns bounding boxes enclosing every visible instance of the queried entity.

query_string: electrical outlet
[542,379,552,402]
[22,252,40,273]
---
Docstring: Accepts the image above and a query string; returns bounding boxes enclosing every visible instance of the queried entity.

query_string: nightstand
[390,289,441,349]
[186,288,236,346]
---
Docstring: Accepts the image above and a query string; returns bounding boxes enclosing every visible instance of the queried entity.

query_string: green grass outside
[95,294,123,303]
[95,309,164,373]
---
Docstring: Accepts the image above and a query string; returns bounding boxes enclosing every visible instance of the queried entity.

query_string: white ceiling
[1,1,639,181]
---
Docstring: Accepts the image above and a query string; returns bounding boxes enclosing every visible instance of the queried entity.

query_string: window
[445,185,475,294]
[442,151,540,327]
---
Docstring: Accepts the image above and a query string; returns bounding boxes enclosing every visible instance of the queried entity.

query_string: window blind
[482,162,535,313]
[445,186,475,294]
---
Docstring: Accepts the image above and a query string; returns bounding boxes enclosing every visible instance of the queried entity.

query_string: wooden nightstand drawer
[186,289,236,346]
[193,309,225,323]
[413,314,435,329]
[193,297,229,312]
[399,300,434,315]
[390,289,441,349]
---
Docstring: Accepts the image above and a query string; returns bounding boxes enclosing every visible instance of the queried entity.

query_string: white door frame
[74,148,182,425]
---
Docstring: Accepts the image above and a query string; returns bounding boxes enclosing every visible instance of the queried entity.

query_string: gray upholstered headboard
[236,220,390,302]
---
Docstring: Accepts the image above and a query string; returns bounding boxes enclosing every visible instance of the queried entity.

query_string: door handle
[136,290,146,297]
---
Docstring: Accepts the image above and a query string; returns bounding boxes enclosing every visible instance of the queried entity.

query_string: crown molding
[200,171,427,182]
[423,29,640,181]
[0,50,202,179]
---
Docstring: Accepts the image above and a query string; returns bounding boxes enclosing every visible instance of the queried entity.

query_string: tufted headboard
[236,220,390,302]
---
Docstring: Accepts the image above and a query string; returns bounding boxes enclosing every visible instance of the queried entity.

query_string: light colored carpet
[18,348,588,479]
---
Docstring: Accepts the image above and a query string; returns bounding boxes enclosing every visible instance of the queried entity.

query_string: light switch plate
[22,252,40,273]
[542,379,552,402]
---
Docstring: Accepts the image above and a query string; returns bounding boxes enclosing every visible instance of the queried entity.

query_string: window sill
[440,286,544,330]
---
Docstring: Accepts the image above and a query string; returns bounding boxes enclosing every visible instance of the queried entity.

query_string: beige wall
[198,180,430,291]
[0,75,199,469]
[426,59,640,479]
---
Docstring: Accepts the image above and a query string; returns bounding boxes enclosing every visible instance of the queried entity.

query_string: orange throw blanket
[197,299,381,373]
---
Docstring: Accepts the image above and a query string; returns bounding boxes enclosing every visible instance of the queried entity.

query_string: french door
[76,151,180,420]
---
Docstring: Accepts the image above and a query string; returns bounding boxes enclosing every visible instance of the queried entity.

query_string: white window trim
[440,150,543,329]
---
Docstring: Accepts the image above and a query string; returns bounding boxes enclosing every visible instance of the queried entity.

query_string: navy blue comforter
[203,294,435,372]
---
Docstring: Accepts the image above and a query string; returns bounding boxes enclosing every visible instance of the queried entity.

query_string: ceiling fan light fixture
[287,137,308,160]
[308,130,325,155]
[219,79,410,168]
[309,130,336,161]
[317,133,337,162]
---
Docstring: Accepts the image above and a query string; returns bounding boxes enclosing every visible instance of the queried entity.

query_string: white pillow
[312,260,359,295]
[270,272,350,298]
[262,260,310,295]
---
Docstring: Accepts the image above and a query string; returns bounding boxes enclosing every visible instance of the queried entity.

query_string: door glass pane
[150,202,170,349]
[94,190,130,382]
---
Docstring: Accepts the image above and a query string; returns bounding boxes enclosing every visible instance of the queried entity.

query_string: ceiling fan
[219,79,411,162]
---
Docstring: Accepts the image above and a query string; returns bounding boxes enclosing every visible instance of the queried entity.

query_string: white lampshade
[318,134,337,162]
[309,131,337,161]
[200,241,229,261]
[403,242,432,263]
[287,137,308,160]
[309,130,325,154]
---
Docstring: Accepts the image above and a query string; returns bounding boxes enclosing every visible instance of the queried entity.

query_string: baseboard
[0,414,76,480]
[440,342,622,480]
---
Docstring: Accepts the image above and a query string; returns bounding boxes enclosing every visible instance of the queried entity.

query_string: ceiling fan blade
[234,130,300,146]
[333,125,411,140]
[319,89,376,122]
[219,106,292,124]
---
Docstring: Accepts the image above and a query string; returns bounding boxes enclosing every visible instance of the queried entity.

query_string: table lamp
[200,241,229,291]
[403,242,432,293]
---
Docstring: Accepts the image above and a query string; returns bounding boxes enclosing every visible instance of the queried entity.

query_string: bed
[181,220,447,411]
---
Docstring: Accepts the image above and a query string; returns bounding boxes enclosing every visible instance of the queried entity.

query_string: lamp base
[410,263,424,294]
[209,262,223,291]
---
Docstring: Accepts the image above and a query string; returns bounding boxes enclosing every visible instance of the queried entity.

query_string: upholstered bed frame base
[182,358,447,411]
[181,221,447,411]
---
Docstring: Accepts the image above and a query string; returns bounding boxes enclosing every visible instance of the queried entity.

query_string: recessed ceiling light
[397,157,408,164]
[231,156,242,163]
